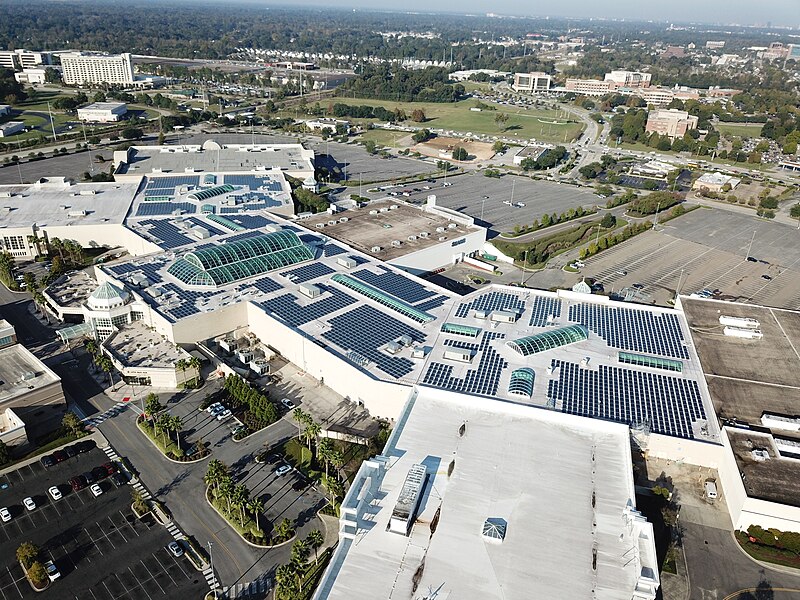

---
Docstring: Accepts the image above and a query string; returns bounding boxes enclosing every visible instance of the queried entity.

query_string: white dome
[87,282,129,311]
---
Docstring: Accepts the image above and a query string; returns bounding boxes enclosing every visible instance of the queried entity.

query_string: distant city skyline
[243,1,798,27]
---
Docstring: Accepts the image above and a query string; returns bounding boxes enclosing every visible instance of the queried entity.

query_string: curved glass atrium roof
[167,230,313,288]
[508,368,535,397]
[507,324,589,357]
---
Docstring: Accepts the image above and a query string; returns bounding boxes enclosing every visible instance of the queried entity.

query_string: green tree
[410,108,426,122]
[131,488,148,514]
[494,112,509,131]
[275,518,295,542]
[175,358,188,387]
[318,438,334,478]
[600,213,617,229]
[121,127,143,140]
[492,140,507,154]
[306,529,324,565]
[0,440,10,466]
[789,204,800,220]
[16,542,39,569]
[144,393,163,421]
[248,498,264,532]
[304,420,321,453]
[61,412,83,437]
[452,146,468,161]
[204,459,228,493]
[412,128,431,144]
[27,562,48,588]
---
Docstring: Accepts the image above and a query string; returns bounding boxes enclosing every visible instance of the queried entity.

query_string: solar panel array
[351,269,436,304]
[529,297,562,327]
[221,231,267,244]
[455,292,526,319]
[135,202,197,217]
[260,287,356,328]
[423,332,507,397]
[442,339,480,352]
[321,305,423,379]
[222,215,275,229]
[145,175,200,191]
[568,304,688,359]
[139,220,194,249]
[280,262,335,284]
[249,276,282,295]
[223,175,283,192]
[415,295,447,312]
[185,217,226,236]
[547,360,705,438]
[323,244,347,257]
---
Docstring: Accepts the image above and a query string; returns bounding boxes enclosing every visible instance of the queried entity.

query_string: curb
[204,486,297,549]
[729,530,800,576]
[135,418,209,464]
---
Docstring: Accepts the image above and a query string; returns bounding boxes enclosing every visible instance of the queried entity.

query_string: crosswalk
[220,579,270,599]
[82,401,131,429]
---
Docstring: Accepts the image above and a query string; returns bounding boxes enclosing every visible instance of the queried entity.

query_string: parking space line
[129,566,153,600]
[85,528,103,555]
[87,586,99,600]
[59,542,81,567]
[119,510,140,537]
[109,515,128,543]
[5,568,21,600]
[101,580,114,599]
[154,555,179,587]
[140,560,165,595]
[168,554,192,581]
[111,572,132,598]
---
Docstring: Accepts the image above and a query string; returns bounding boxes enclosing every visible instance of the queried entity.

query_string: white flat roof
[316,388,658,600]
[79,102,127,111]
[0,344,60,403]
[0,178,139,228]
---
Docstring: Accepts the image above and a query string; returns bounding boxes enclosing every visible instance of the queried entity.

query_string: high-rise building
[512,72,552,92]
[604,70,652,88]
[61,52,134,86]
[0,49,51,71]
[645,109,699,140]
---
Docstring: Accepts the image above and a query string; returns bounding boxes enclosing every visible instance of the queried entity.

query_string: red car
[69,476,87,491]
[102,462,118,476]
[52,451,67,463]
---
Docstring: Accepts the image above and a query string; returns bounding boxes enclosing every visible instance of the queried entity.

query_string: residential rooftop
[0,344,61,404]
[0,178,139,228]
[103,320,190,369]
[301,199,478,260]
[315,388,659,600]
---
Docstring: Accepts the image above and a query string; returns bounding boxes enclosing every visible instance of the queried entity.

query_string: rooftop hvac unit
[398,335,413,347]
[448,223,457,229]
[0,192,11,198]
[407,235,417,241]
[419,232,429,238]
[191,226,210,239]
[339,217,349,223]
[719,315,760,329]
[299,283,321,299]
[411,346,427,359]
[59,205,68,210]
[723,326,763,339]
[475,309,488,319]
[369,210,379,215]
[385,341,402,355]
[389,204,399,210]
[327,220,337,226]
[436,226,446,233]
[391,240,402,247]
[79,190,96,196]
[491,310,517,323]
[389,464,427,536]
[371,246,382,253]
[21,371,36,381]
[67,210,86,218]
[438,236,447,241]
[315,223,326,228]
[379,207,389,213]
[337,256,357,268]
[444,348,473,363]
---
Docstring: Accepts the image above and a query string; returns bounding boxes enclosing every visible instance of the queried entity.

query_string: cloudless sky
[247,1,799,27]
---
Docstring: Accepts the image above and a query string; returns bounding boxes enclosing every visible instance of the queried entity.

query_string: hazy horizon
[220,0,799,27]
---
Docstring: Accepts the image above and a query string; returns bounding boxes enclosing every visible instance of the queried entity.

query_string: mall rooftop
[103,320,191,370]
[113,140,315,179]
[314,389,659,600]
[0,178,139,228]
[0,344,60,405]
[100,213,719,444]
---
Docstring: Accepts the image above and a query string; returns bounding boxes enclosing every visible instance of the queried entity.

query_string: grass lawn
[715,122,765,138]
[357,128,407,147]
[287,97,584,143]
[734,531,800,569]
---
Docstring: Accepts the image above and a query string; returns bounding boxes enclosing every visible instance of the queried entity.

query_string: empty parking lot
[0,447,207,600]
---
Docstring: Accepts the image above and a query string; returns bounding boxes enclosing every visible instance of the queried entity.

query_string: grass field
[715,122,765,138]
[289,97,584,143]
[357,128,408,147]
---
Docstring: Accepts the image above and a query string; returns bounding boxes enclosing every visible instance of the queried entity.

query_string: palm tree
[97,355,116,390]
[329,450,345,483]
[49,237,64,262]
[232,484,250,527]
[291,539,309,590]
[187,356,201,386]
[155,414,171,446]
[306,530,324,565]
[304,420,321,453]
[317,438,333,478]
[175,358,187,387]
[217,477,234,514]
[204,459,227,493]
[274,564,296,597]
[144,393,163,421]
[292,408,308,439]
[248,498,264,532]
[325,477,344,507]
[170,415,183,448]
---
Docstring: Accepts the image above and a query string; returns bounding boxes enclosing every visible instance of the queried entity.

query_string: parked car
[103,462,118,475]
[52,451,67,463]
[761,274,772,280]
[63,445,78,458]
[23,497,35,511]
[69,476,87,491]
[44,561,60,581]
[40,455,55,468]
[206,402,223,414]
[167,541,184,557]
[280,398,296,410]
[75,440,96,453]
[82,471,95,485]
[90,484,103,497]
[92,466,108,481]
[112,473,128,486]
[48,486,62,501]
[274,464,292,477]
[0,507,10,522]
[216,409,232,421]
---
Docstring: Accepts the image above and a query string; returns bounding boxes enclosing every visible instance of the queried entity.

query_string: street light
[207,541,217,598]
[520,249,530,286]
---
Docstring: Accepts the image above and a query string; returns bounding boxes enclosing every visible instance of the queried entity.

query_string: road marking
[129,565,154,600]
[155,555,179,587]
[59,542,79,568]
[5,567,21,600]
[85,528,103,555]
[140,559,165,595]
[101,580,114,599]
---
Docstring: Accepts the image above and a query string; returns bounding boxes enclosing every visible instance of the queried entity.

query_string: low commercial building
[604,70,652,87]
[14,68,48,85]
[0,343,66,447]
[706,41,726,49]
[512,144,549,166]
[0,105,11,117]
[77,101,128,123]
[304,118,349,134]
[692,172,741,193]
[0,320,18,348]
[645,109,699,140]
[60,52,134,86]
[565,78,613,96]
[314,388,659,600]
[512,71,552,92]
[0,122,24,138]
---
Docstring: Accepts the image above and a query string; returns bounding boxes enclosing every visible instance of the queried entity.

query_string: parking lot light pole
[207,541,217,597]
[520,249,529,286]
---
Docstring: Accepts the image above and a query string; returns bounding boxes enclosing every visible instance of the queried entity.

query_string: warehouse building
[77,101,128,123]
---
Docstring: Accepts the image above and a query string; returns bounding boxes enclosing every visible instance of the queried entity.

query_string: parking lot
[426,173,600,233]
[0,447,207,600]
[578,207,800,308]
[310,140,434,183]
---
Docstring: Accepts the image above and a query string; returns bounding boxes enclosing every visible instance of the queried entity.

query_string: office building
[565,78,613,96]
[77,101,128,123]
[61,52,134,86]
[512,71,552,93]
[692,172,741,193]
[604,70,652,88]
[706,41,726,49]
[14,68,48,85]
[645,109,698,140]
[0,49,50,71]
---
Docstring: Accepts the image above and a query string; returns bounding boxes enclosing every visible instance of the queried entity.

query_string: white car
[216,409,232,421]
[205,402,223,414]
[90,484,103,497]
[44,561,60,581]
[48,486,62,501]
[167,541,184,557]
[280,398,296,410]
[0,507,10,522]
[23,497,35,511]
[275,464,292,477]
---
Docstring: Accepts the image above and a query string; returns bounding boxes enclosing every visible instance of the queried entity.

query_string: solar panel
[548,360,705,438]
[414,295,447,311]
[185,217,226,237]
[250,276,282,294]
[225,215,275,229]
[139,219,194,249]
[145,175,200,190]
[456,292,526,319]
[321,305,424,379]
[529,297,562,327]
[423,332,507,397]
[323,244,347,257]
[280,262,335,284]
[260,286,356,328]
[351,269,436,304]
[568,303,688,359]
[135,202,197,217]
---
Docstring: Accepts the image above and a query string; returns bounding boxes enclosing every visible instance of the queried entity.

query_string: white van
[704,480,718,500]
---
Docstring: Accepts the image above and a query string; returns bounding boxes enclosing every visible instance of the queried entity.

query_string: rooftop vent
[482,517,507,543]
[391,240,402,248]
[389,464,427,536]
[370,246,382,253]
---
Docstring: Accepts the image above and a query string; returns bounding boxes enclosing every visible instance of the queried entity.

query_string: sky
[246,1,799,27]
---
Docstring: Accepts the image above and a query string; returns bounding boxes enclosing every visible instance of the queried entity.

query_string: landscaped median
[735,526,800,570]
[16,543,50,592]
[136,412,209,463]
